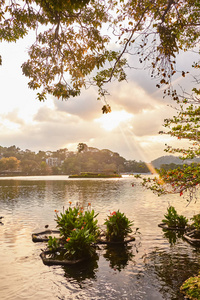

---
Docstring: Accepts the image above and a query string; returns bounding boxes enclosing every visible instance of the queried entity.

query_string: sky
[0,33,198,163]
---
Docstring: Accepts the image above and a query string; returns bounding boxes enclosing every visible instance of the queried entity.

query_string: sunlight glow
[95,110,133,131]
[119,126,160,175]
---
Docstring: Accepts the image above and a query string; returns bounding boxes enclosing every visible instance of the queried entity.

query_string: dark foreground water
[0,175,200,300]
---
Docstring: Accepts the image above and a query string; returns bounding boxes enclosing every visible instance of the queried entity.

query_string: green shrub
[64,228,96,259]
[191,213,200,229]
[55,206,80,238]
[162,206,188,228]
[47,202,100,259]
[177,215,188,228]
[104,210,133,242]
[82,208,100,238]
[48,236,59,252]
[180,274,200,299]
[55,202,99,240]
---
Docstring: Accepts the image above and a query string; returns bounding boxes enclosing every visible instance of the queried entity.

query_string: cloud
[102,79,162,114]
[129,106,171,137]
[17,105,104,151]
[0,77,174,162]
[0,99,172,161]
[53,87,103,121]
[3,109,25,126]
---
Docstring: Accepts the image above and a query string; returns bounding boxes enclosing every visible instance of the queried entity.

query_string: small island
[69,172,122,178]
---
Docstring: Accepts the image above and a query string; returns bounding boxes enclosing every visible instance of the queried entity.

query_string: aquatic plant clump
[180,273,200,300]
[43,204,136,264]
[104,210,133,242]
[48,236,59,252]
[190,214,200,230]
[55,202,100,241]
[46,202,100,261]
[64,228,96,260]
[161,206,188,229]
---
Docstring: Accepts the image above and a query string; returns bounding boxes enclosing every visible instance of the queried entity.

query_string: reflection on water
[0,176,200,299]
[103,244,135,271]
[162,229,185,245]
[63,252,99,282]
[145,247,200,300]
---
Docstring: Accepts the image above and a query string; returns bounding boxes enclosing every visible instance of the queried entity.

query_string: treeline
[160,163,187,171]
[159,163,197,171]
[0,144,150,176]
[159,163,183,171]
[0,145,66,175]
[62,149,149,174]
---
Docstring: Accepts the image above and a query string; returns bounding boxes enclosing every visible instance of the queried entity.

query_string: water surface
[0,176,200,299]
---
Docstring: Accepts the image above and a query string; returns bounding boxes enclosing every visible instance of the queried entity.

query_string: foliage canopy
[1,0,199,112]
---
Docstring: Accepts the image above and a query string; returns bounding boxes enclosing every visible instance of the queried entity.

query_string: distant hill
[151,155,200,169]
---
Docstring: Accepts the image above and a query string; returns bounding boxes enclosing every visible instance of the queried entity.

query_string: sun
[95,110,133,131]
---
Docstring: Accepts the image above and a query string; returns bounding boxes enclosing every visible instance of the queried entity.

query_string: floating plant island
[32,230,60,242]
[158,206,188,232]
[69,172,122,178]
[183,229,200,247]
[40,248,91,266]
[158,223,187,231]
[32,204,136,266]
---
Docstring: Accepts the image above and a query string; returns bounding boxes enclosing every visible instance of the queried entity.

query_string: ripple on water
[0,177,200,300]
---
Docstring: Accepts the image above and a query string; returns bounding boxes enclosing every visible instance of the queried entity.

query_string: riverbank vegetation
[0,144,149,176]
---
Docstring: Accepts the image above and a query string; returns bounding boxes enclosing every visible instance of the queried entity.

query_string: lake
[0,175,200,300]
